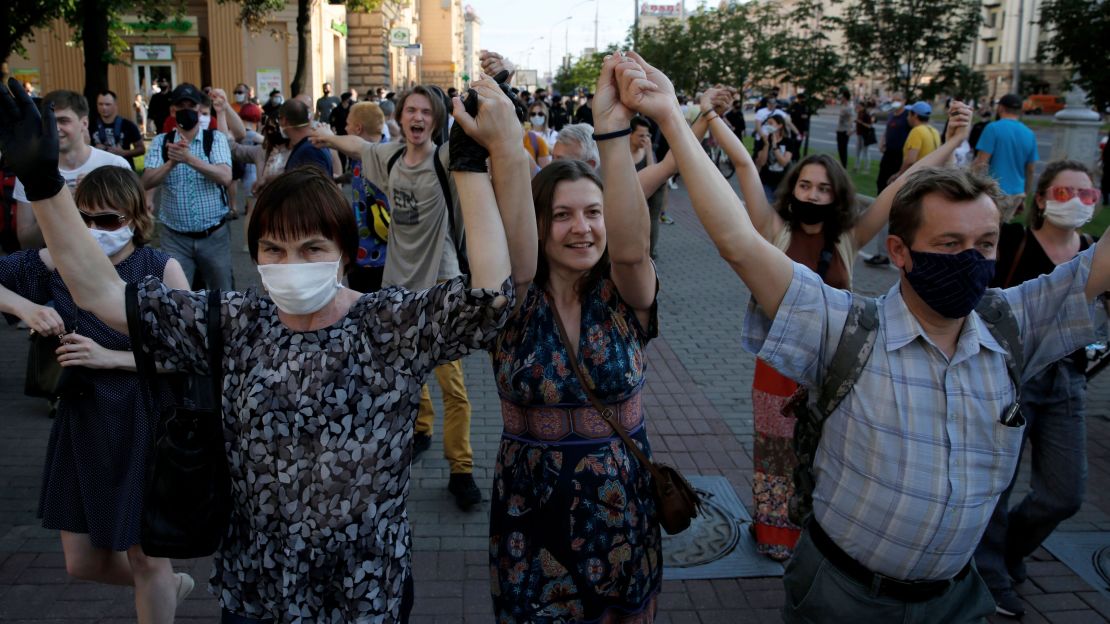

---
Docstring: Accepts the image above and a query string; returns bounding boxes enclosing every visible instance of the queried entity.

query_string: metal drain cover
[663,491,741,568]
[662,475,784,580]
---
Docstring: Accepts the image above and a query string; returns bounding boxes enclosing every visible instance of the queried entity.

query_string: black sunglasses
[531,112,546,118]
[234,91,246,95]
[79,210,129,230]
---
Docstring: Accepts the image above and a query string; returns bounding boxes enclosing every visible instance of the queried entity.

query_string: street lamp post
[548,16,572,84]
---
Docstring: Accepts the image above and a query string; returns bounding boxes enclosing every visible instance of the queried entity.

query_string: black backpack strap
[815,295,880,416]
[206,290,224,412]
[975,289,1023,394]
[386,147,405,176]
[202,128,214,161]
[433,143,468,274]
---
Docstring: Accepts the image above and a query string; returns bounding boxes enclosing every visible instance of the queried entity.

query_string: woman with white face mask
[0,166,194,622]
[527,101,558,150]
[975,159,1102,617]
[0,74,528,623]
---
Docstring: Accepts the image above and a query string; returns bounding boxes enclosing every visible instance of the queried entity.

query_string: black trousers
[836,131,850,168]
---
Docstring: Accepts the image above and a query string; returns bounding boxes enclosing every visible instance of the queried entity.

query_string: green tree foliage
[1,0,68,65]
[552,44,617,95]
[769,0,851,112]
[1038,0,1110,113]
[835,0,981,98]
[921,63,988,102]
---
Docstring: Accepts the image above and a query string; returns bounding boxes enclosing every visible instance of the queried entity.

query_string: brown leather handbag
[551,306,701,535]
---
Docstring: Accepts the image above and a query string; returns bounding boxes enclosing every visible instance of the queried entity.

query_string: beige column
[206,0,246,90]
[41,19,85,93]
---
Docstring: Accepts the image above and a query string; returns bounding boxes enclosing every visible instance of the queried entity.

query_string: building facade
[418,0,465,90]
[462,5,481,85]
[965,0,1069,99]
[347,0,419,96]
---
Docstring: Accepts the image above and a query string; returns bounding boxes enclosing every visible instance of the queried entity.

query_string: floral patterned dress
[134,275,512,623]
[489,277,662,624]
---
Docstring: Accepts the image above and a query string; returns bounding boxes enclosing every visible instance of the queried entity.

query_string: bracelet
[592,126,633,142]
[704,111,719,122]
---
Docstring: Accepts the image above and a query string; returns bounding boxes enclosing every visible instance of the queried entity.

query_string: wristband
[703,111,719,122]
[592,126,633,142]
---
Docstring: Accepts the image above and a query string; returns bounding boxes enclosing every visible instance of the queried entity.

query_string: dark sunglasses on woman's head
[78,210,129,230]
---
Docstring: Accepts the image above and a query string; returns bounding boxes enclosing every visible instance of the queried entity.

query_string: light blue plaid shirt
[742,247,1103,581]
[146,130,232,232]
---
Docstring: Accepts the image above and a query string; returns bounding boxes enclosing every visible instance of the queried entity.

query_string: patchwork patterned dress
[489,278,662,624]
[134,276,512,623]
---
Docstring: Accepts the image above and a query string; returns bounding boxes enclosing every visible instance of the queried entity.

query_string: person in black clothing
[92,90,146,170]
[330,92,354,137]
[787,92,812,147]
[754,113,800,203]
[1102,137,1109,206]
[975,159,1101,619]
[280,99,333,176]
[725,98,747,140]
[262,89,284,122]
[147,78,172,135]
[573,93,594,126]
[549,96,569,131]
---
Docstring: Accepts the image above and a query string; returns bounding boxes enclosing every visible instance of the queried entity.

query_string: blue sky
[465,0,654,79]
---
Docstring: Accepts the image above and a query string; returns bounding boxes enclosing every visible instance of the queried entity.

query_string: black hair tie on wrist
[592,126,633,142]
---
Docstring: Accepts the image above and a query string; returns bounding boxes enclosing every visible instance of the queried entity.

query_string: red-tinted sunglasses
[1048,186,1100,206]
[79,210,130,230]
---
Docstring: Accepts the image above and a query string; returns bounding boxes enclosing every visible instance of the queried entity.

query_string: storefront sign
[640,3,683,17]
[12,68,41,91]
[133,45,173,61]
[389,27,411,47]
[404,44,422,58]
[256,68,284,97]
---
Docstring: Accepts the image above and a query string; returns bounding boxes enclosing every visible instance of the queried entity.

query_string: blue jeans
[974,359,1088,591]
[782,530,995,623]
[220,572,415,623]
[159,222,234,291]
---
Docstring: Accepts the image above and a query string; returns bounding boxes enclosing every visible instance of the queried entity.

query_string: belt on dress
[807,519,972,603]
[500,393,643,444]
[166,218,227,239]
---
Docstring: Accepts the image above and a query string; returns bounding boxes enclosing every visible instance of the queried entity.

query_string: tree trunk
[290,0,310,97]
[80,0,110,108]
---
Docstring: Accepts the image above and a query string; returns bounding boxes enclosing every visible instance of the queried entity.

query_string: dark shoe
[992,586,1026,619]
[448,473,481,510]
[1007,556,1028,585]
[864,254,890,266]
[412,432,432,461]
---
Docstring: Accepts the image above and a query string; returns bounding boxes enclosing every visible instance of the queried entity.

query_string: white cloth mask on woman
[530,115,545,128]
[89,225,133,257]
[197,113,212,129]
[257,260,342,315]
[1044,198,1094,229]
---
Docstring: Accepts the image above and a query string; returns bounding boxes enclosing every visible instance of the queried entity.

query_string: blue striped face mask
[903,247,996,319]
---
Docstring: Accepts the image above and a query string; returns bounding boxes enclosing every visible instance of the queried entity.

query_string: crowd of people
[0,42,1108,624]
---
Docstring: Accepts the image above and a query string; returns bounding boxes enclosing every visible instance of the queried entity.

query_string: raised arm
[0,78,128,333]
[592,54,657,312]
[853,102,972,249]
[451,77,537,295]
[311,130,372,161]
[616,52,794,318]
[211,89,246,141]
[701,89,782,240]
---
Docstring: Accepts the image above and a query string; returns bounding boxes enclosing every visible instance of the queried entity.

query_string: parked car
[1023,94,1065,115]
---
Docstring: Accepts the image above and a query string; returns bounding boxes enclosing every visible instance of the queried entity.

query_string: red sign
[641,3,683,17]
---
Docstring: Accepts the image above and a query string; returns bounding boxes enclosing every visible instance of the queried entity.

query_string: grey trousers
[782,530,996,624]
[159,222,234,291]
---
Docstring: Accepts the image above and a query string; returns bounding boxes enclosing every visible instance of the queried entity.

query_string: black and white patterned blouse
[135,275,513,623]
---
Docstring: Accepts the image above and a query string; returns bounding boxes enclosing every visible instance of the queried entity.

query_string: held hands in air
[0,78,63,201]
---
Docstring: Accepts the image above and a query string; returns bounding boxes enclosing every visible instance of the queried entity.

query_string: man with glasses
[973,93,1040,222]
[12,90,130,248]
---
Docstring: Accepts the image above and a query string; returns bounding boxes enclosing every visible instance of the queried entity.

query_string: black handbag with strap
[126,283,232,559]
[550,303,701,535]
[24,331,64,398]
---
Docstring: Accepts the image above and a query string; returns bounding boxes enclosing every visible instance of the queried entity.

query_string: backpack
[96,116,124,148]
[386,144,469,275]
[786,290,1023,526]
[161,129,229,207]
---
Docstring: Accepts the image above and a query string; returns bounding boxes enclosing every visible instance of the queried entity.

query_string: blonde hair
[348,102,385,136]
[74,167,153,245]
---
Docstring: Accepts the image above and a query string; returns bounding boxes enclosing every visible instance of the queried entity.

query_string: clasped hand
[595,51,680,128]
[450,74,523,156]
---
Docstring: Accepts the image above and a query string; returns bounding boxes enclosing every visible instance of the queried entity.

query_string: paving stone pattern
[1,184,1109,622]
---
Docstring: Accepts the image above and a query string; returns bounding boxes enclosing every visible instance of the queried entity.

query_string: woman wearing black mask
[701,86,974,560]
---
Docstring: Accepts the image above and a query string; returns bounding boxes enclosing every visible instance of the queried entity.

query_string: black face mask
[175,108,199,131]
[904,247,996,319]
[790,195,830,225]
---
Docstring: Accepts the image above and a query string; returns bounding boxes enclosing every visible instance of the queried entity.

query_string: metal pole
[1012,0,1023,95]
[594,0,599,51]
[634,0,640,49]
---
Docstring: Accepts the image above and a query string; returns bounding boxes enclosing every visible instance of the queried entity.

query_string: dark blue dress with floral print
[489,276,661,624]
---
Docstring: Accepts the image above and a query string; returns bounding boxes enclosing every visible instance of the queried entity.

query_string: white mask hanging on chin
[1043,198,1095,229]
[257,260,342,315]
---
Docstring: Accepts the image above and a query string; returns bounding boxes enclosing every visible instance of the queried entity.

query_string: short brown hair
[395,86,446,136]
[889,167,1003,246]
[279,99,311,126]
[348,102,385,136]
[248,167,358,273]
[74,166,154,246]
[44,90,89,118]
[1031,159,1094,230]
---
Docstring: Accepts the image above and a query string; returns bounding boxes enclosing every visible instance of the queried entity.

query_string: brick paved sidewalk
[2,184,1110,623]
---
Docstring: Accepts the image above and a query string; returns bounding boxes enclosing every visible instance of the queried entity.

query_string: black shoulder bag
[126,283,232,559]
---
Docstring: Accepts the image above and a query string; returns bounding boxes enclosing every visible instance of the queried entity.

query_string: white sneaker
[175,572,195,603]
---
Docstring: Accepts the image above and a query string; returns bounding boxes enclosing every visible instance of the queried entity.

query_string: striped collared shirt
[742,247,1102,581]
[146,129,231,232]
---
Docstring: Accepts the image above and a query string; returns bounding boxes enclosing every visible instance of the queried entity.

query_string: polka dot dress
[0,247,174,551]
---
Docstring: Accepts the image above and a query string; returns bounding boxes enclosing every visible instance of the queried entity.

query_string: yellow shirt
[903,124,941,159]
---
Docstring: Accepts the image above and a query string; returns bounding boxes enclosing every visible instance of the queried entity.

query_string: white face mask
[89,225,133,257]
[762,123,777,136]
[530,115,545,128]
[197,113,212,129]
[257,260,342,315]
[1043,198,1095,229]
[234,93,246,103]
[891,101,904,109]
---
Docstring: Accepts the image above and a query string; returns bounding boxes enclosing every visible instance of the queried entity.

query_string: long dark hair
[773,154,857,250]
[531,160,610,298]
